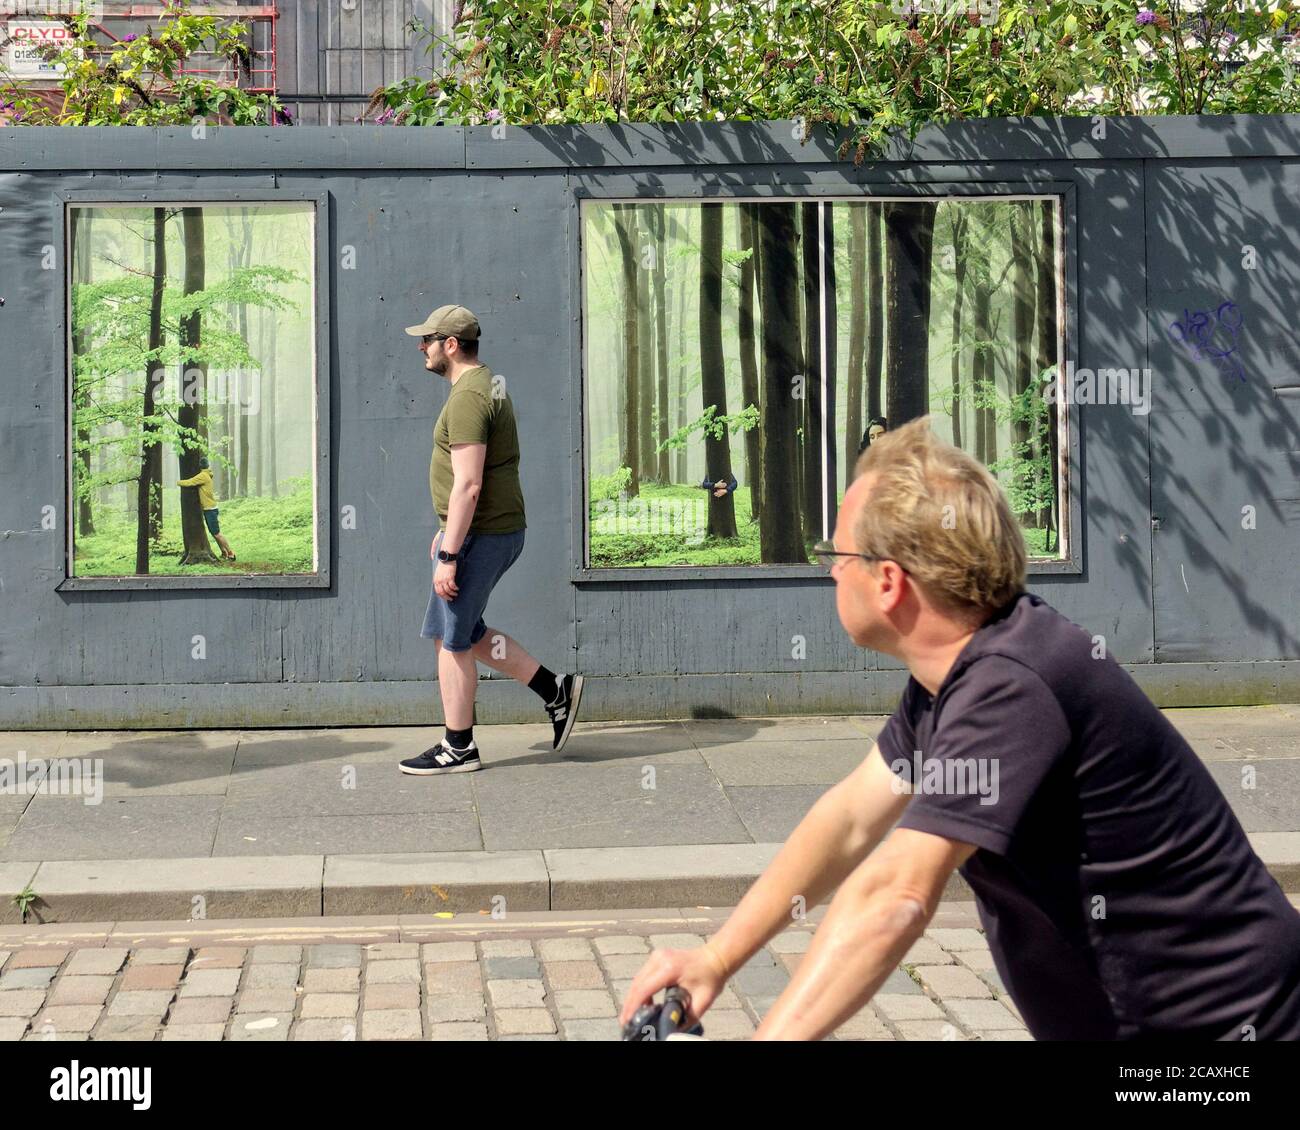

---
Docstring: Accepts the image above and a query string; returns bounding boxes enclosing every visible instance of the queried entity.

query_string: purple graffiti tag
[1168,300,1246,383]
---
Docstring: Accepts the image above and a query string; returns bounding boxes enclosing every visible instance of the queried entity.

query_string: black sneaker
[545,673,585,752]
[399,739,481,775]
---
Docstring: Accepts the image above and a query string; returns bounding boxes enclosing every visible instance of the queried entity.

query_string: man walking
[399,305,583,775]
[621,417,1300,1039]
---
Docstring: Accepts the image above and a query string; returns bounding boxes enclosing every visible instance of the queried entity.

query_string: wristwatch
[436,547,460,563]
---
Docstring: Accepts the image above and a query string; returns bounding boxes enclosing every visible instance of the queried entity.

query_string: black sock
[528,665,561,704]
[445,726,474,750]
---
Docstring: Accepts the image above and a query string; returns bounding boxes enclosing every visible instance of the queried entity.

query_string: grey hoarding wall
[0,118,1297,728]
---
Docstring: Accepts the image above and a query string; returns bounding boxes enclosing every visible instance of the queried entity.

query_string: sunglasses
[811,539,906,573]
[421,333,449,345]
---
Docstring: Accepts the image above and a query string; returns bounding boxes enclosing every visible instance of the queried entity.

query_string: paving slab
[683,717,877,746]
[29,856,324,922]
[323,850,549,916]
[487,720,702,768]
[1206,760,1300,832]
[229,729,429,769]
[476,764,751,850]
[0,815,23,851]
[1,795,223,862]
[724,784,835,842]
[222,762,477,815]
[698,739,871,786]
[211,811,482,856]
[0,733,68,759]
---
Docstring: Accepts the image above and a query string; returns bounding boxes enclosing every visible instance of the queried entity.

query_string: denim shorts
[421,527,526,652]
[204,508,221,536]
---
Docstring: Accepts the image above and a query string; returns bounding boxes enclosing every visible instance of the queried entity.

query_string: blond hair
[853,417,1026,615]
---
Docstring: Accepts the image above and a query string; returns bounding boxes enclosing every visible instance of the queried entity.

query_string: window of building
[581,196,1069,572]
[64,199,323,585]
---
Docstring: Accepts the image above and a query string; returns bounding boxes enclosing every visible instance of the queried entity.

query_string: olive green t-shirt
[429,365,526,534]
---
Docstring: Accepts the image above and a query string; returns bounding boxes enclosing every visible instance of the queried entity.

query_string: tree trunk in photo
[846,205,866,468]
[635,210,655,482]
[136,208,167,574]
[866,201,885,423]
[651,206,670,483]
[972,277,994,465]
[613,203,640,498]
[1010,206,1036,507]
[799,203,824,543]
[698,203,737,539]
[1037,199,1060,542]
[238,313,251,498]
[672,210,689,483]
[178,207,217,565]
[756,204,806,563]
[949,209,969,450]
[253,299,266,496]
[822,205,838,536]
[266,300,279,498]
[884,201,936,428]
[70,209,95,536]
[738,203,762,518]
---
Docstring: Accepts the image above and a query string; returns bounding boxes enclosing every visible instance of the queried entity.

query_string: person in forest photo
[857,416,888,457]
[177,457,236,561]
[699,473,739,498]
[398,304,585,776]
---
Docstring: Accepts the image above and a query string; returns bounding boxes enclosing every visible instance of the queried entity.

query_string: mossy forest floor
[73,477,314,576]
[589,481,1056,567]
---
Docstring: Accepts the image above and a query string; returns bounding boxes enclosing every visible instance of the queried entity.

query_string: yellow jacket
[177,468,216,511]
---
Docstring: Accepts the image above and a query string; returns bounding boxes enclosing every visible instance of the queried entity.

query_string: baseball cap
[404,304,481,341]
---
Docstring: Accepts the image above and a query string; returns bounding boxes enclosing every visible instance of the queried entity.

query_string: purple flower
[485,108,503,122]
[1136,10,1156,25]
[273,107,292,125]
[376,107,394,124]
[122,33,138,43]
[601,19,612,34]
[814,74,825,85]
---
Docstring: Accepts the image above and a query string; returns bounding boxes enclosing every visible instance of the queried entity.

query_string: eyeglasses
[421,333,449,345]
[811,539,904,572]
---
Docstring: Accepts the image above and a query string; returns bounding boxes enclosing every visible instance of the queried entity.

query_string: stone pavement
[0,903,1038,1042]
[1,706,1297,920]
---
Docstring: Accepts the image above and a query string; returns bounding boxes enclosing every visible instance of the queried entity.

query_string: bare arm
[753,827,976,1039]
[437,442,486,554]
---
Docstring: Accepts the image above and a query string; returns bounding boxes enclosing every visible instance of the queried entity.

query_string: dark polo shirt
[877,592,1300,1040]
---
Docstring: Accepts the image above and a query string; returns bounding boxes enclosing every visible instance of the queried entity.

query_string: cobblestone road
[0,902,1029,1041]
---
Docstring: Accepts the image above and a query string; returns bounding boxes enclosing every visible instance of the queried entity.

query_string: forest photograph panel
[68,202,317,578]
[583,197,1064,569]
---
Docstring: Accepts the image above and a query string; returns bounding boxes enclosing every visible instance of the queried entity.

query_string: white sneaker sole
[554,675,584,752]
[399,758,481,775]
